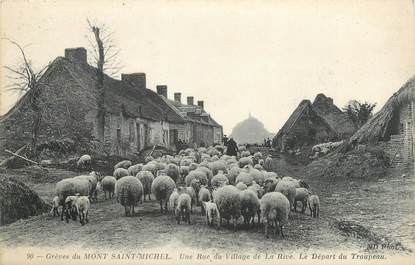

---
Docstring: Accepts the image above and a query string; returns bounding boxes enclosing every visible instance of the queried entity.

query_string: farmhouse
[0,47,222,156]
[274,94,357,151]
[348,76,414,175]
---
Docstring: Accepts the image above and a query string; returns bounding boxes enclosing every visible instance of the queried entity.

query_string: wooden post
[0,145,27,167]
[4,149,39,165]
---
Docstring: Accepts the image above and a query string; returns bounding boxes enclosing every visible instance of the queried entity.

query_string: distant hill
[229,115,274,144]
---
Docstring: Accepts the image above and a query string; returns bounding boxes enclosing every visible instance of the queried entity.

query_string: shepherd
[226,138,238,157]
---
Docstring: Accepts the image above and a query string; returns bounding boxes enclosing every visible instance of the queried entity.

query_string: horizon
[1,1,414,135]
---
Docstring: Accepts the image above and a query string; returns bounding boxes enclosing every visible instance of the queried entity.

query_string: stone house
[0,47,222,157]
[349,76,414,175]
[274,94,357,151]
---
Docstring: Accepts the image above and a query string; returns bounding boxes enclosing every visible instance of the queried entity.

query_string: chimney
[174,93,182,103]
[197,100,204,110]
[187,96,194,105]
[156,85,168,98]
[65,47,87,65]
[121,73,146,89]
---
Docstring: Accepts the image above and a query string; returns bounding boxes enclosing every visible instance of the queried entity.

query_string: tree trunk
[92,26,106,150]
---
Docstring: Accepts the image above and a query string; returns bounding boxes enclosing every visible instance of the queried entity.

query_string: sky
[1,0,414,135]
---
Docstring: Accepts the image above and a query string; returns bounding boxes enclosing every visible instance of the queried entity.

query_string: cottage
[0,47,222,156]
[348,76,414,175]
[274,94,357,151]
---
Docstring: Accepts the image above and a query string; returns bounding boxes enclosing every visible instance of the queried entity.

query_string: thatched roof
[349,76,415,143]
[312,93,357,136]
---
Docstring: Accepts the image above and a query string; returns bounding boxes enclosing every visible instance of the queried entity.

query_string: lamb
[294,188,311,213]
[212,185,241,230]
[175,192,192,224]
[128,164,143,177]
[260,192,290,238]
[51,196,60,217]
[211,172,229,189]
[115,176,144,216]
[198,186,211,213]
[136,170,154,201]
[274,180,296,211]
[55,178,90,221]
[308,195,320,218]
[151,175,176,214]
[166,164,180,183]
[202,201,220,227]
[113,168,129,180]
[168,188,180,214]
[239,189,260,226]
[114,160,132,170]
[101,176,116,199]
[236,182,248,191]
[74,195,90,225]
[238,156,253,168]
[76,154,91,169]
[64,195,78,222]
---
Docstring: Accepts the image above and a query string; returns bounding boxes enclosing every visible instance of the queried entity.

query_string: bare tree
[86,19,122,150]
[2,38,49,157]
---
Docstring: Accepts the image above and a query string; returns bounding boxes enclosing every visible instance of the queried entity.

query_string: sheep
[75,195,90,225]
[101,176,116,199]
[264,155,273,171]
[195,166,213,185]
[77,154,91,169]
[239,189,260,226]
[198,186,211,213]
[264,171,279,179]
[128,164,143,177]
[235,172,254,186]
[113,168,129,180]
[274,180,296,211]
[136,170,154,201]
[243,165,265,185]
[253,152,263,164]
[175,192,192,224]
[308,195,320,218]
[180,158,193,167]
[166,164,180,183]
[51,196,60,217]
[240,150,251,158]
[202,201,220,227]
[236,182,248,191]
[73,173,98,201]
[238,145,247,152]
[185,170,208,187]
[151,175,176,214]
[254,164,264,171]
[239,156,253,168]
[55,178,90,221]
[248,181,264,199]
[209,161,228,176]
[64,195,78,222]
[168,188,180,214]
[142,163,157,176]
[227,166,241,185]
[114,160,132,170]
[211,172,229,189]
[185,186,197,213]
[212,185,241,230]
[115,176,144,216]
[189,162,199,172]
[264,177,279,194]
[179,166,190,180]
[200,153,211,162]
[294,188,311,213]
[260,192,290,238]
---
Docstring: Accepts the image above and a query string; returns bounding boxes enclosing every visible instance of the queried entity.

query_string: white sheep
[260,192,290,238]
[209,160,228,176]
[274,180,296,211]
[198,186,211,213]
[308,195,320,218]
[179,165,190,180]
[115,176,144,216]
[166,163,180,183]
[294,188,311,213]
[73,173,98,201]
[113,168,129,180]
[136,170,154,201]
[185,186,197,213]
[202,201,220,227]
[168,188,180,214]
[101,176,116,199]
[75,195,90,225]
[227,166,241,185]
[263,177,279,194]
[212,185,241,230]
[77,154,91,169]
[235,172,254,186]
[243,165,265,185]
[142,163,157,176]
[151,175,176,214]
[185,170,208,187]
[239,189,260,226]
[236,182,248,191]
[240,150,251,158]
[175,192,192,224]
[51,196,60,217]
[128,164,143,177]
[64,195,78,222]
[238,156,253,168]
[211,172,229,189]
[264,155,273,171]
[55,178,90,221]
[114,160,132,170]
[248,181,264,199]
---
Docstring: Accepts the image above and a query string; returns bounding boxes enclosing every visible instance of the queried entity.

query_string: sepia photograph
[0,0,414,264]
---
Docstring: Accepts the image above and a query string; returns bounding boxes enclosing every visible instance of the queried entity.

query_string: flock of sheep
[51,146,320,238]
